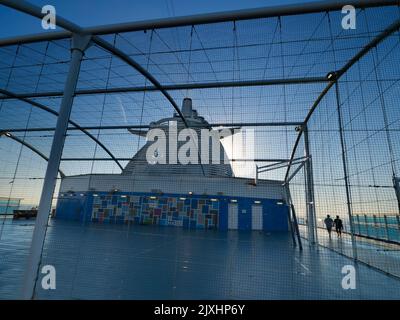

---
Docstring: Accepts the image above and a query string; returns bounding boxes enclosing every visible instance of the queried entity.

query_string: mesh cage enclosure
[0,1,400,300]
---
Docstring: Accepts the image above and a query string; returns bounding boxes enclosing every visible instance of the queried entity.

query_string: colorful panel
[91,194,219,230]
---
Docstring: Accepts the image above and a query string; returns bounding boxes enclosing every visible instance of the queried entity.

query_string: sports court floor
[0,219,399,299]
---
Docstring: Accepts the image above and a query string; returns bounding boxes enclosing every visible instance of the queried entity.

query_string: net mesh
[0,3,400,299]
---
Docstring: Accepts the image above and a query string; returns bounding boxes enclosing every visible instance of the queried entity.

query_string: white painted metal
[21,34,91,300]
[59,174,285,200]
[228,203,238,229]
[252,205,263,230]
[303,126,317,244]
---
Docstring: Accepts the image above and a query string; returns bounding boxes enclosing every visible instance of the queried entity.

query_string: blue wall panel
[55,196,85,221]
[238,200,252,231]
[56,192,289,232]
[263,202,289,232]
[218,201,228,231]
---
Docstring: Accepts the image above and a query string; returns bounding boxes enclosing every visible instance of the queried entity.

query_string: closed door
[252,205,263,230]
[228,203,238,229]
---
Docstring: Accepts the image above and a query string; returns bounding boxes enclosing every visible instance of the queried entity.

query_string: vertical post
[303,125,317,245]
[334,82,357,260]
[397,215,400,242]
[384,215,390,240]
[22,34,91,300]
[364,214,369,237]
[287,205,297,247]
[356,214,360,235]
[284,185,297,247]
[290,203,303,250]
[286,185,303,251]
[393,176,400,215]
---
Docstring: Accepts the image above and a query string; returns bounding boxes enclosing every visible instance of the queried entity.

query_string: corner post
[303,125,317,245]
[21,34,92,300]
[334,81,358,260]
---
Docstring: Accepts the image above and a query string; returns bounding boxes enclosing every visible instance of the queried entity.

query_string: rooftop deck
[0,219,399,300]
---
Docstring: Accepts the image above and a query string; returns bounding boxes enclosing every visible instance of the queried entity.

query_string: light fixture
[277,200,285,205]
[188,191,193,195]
[254,200,261,204]
[326,71,336,80]
[80,193,85,197]
[121,195,127,198]
[149,196,157,200]
[179,197,186,201]
[210,198,218,202]
[93,194,98,197]
[5,132,11,137]
[230,199,238,203]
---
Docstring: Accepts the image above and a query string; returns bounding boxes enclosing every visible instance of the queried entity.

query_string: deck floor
[0,219,399,299]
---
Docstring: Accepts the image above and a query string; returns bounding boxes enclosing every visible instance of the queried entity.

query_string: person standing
[324,215,334,238]
[334,215,343,238]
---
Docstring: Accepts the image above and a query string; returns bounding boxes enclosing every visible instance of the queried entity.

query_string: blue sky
[0,0,318,38]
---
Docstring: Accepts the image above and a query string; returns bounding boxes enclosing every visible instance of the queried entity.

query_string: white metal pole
[393,175,400,215]
[255,165,258,185]
[304,126,317,245]
[310,156,318,245]
[21,34,91,300]
[334,82,358,260]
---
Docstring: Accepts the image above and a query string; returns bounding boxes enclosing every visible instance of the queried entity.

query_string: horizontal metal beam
[84,0,398,35]
[210,122,303,127]
[257,156,307,169]
[0,88,124,171]
[259,159,305,173]
[0,0,85,34]
[0,0,396,47]
[91,36,189,128]
[61,158,131,161]
[0,30,69,47]
[285,16,400,183]
[0,126,149,132]
[337,16,400,78]
[285,160,306,184]
[0,0,192,171]
[0,77,327,100]
[1,121,303,133]
[0,132,65,178]
[231,158,291,162]
[59,157,294,162]
[0,1,189,129]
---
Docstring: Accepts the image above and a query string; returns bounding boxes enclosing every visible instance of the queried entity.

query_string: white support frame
[22,34,92,300]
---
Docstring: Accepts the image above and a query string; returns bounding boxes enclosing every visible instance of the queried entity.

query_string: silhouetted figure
[334,215,343,238]
[324,215,334,238]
